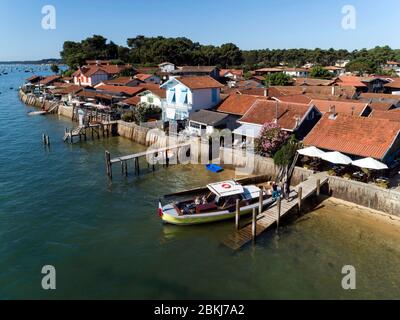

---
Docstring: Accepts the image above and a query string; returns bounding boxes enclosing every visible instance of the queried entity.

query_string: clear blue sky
[0,0,399,61]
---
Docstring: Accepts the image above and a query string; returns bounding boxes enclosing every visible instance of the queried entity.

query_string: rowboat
[158,180,276,225]
[28,111,47,116]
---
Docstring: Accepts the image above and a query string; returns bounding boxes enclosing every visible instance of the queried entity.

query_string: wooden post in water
[276,197,281,232]
[298,186,303,215]
[70,130,73,143]
[42,133,46,145]
[259,189,263,214]
[235,199,240,231]
[316,179,321,197]
[105,151,112,179]
[252,207,257,241]
[45,135,50,146]
[124,161,128,177]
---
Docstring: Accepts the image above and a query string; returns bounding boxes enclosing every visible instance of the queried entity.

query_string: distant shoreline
[0,59,62,65]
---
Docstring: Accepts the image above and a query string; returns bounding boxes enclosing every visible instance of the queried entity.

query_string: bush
[255,122,289,157]
[122,111,136,123]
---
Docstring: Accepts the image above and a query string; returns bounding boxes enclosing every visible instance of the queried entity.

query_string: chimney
[274,100,279,123]
[294,115,301,129]
[351,105,355,116]
[328,105,337,119]
[331,85,336,95]
[264,88,269,97]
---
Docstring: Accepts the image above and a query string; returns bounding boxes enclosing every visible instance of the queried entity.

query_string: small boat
[28,111,47,116]
[158,180,276,225]
[205,164,224,173]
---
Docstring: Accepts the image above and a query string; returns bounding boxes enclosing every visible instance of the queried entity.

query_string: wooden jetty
[105,142,191,179]
[63,121,117,143]
[222,172,329,250]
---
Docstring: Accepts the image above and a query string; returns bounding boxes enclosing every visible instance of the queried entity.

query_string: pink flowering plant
[255,122,289,156]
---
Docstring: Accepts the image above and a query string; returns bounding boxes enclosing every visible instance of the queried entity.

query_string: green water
[1,66,400,299]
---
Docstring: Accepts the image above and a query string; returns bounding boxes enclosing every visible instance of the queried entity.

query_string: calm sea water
[0,66,399,299]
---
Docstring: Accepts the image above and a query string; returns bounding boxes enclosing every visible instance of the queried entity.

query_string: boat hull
[161,199,275,226]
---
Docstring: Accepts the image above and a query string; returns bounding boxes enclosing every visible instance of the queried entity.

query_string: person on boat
[194,197,201,206]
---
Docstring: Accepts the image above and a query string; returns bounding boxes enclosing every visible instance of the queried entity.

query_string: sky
[0,0,400,61]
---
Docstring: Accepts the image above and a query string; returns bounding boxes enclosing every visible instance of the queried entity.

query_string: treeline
[60,35,400,74]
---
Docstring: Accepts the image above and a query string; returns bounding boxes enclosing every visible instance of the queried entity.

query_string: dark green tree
[265,73,292,86]
[309,66,333,79]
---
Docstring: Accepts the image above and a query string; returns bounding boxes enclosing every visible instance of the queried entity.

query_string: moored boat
[158,180,276,225]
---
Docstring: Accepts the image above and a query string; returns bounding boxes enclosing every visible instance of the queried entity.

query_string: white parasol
[322,151,352,165]
[297,146,326,158]
[352,157,388,170]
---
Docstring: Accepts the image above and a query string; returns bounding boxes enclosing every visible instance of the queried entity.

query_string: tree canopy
[60,35,400,74]
[265,73,292,86]
[309,65,333,79]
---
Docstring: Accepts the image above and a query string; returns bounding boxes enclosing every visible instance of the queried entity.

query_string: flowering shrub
[255,122,289,156]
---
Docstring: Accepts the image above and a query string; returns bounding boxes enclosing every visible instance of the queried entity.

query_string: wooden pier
[105,142,191,179]
[63,121,117,143]
[222,172,329,250]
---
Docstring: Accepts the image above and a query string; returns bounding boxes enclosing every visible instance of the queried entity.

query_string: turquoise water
[1,66,400,299]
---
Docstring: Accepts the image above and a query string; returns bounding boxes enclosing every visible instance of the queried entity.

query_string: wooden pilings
[276,197,281,232]
[105,151,112,179]
[252,208,257,240]
[42,133,50,146]
[316,179,321,197]
[235,199,240,231]
[298,186,303,215]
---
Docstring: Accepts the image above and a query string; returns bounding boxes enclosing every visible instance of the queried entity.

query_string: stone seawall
[328,176,400,217]
[19,90,59,112]
[57,105,74,120]
[219,147,400,217]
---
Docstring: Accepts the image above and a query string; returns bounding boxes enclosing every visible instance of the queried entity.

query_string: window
[148,96,154,104]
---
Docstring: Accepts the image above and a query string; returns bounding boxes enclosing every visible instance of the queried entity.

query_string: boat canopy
[242,185,262,200]
[207,180,244,197]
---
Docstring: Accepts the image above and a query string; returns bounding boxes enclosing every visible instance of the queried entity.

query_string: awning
[233,124,261,139]
[322,151,352,165]
[297,146,326,158]
[352,157,388,170]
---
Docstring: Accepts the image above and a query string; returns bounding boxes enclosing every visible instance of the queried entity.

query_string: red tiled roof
[220,69,244,77]
[369,102,396,111]
[239,100,312,131]
[369,110,400,122]
[74,64,132,77]
[384,80,400,89]
[39,75,61,85]
[95,85,145,96]
[217,94,267,116]
[121,96,141,106]
[141,88,166,99]
[360,92,400,101]
[336,76,367,88]
[135,73,153,81]
[293,78,335,86]
[277,94,313,104]
[103,77,136,85]
[51,85,83,95]
[176,76,224,89]
[304,113,400,160]
[310,99,369,116]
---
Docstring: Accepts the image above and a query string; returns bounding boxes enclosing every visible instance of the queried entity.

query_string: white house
[160,76,224,122]
[138,89,166,108]
[73,67,110,87]
[159,62,176,73]
[283,68,310,78]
